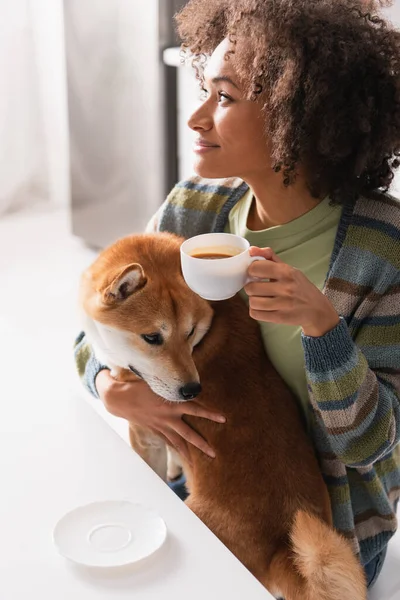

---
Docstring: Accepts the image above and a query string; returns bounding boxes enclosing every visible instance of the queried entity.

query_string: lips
[193,139,220,154]
[195,139,220,148]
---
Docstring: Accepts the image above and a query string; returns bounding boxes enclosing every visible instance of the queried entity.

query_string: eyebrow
[210,76,240,90]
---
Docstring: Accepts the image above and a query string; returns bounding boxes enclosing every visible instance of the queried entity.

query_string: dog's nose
[179,382,202,400]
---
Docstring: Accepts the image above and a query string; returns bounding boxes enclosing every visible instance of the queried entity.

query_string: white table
[0,365,273,599]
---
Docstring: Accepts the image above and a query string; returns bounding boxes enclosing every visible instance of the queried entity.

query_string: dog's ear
[102,263,147,304]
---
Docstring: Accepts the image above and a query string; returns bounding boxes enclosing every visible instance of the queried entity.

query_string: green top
[226,189,342,424]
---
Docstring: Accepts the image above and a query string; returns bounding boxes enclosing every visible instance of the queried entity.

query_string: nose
[179,382,202,400]
[187,101,213,133]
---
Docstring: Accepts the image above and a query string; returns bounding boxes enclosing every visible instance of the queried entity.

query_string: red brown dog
[79,232,367,600]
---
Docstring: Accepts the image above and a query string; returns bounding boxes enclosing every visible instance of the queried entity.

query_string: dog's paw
[167,464,183,481]
[167,446,183,481]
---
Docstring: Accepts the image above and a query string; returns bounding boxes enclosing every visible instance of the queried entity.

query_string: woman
[74,0,400,590]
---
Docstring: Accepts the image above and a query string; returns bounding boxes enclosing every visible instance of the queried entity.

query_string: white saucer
[53,500,167,567]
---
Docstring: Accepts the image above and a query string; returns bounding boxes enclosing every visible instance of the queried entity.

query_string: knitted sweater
[74,176,400,566]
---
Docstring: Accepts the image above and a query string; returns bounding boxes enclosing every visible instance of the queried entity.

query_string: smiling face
[188,38,272,180]
[80,233,214,402]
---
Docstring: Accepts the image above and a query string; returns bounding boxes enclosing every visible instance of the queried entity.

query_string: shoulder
[352,191,400,240]
[346,191,400,279]
[156,175,248,237]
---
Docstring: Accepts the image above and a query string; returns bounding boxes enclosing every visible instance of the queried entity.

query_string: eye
[188,326,195,338]
[141,333,163,345]
[218,91,233,104]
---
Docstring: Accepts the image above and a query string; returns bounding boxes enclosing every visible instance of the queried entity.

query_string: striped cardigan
[75,175,400,566]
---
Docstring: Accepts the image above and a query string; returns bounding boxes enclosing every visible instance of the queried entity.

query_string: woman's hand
[95,369,226,464]
[244,246,340,337]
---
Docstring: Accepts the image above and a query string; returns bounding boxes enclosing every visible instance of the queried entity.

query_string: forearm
[74,331,109,399]
[302,317,400,467]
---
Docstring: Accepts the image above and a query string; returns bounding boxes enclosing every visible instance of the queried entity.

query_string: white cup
[180,233,266,301]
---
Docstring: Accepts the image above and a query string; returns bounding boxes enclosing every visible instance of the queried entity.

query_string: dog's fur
[79,232,367,600]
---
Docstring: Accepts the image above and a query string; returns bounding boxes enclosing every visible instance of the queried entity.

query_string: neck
[244,168,322,231]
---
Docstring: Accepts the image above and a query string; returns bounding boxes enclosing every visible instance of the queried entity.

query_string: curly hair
[176,0,400,205]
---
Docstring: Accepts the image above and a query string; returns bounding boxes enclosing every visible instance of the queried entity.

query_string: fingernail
[217,416,226,423]
[208,450,216,458]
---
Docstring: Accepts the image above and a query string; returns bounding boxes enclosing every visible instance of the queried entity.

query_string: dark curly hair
[176,0,400,205]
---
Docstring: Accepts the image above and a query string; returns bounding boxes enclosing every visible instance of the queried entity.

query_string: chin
[193,159,236,180]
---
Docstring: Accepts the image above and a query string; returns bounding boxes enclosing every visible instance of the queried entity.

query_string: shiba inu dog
[79,232,367,600]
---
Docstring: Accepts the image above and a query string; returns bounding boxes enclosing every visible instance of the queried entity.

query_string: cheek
[217,110,270,168]
[240,133,270,170]
[239,117,271,165]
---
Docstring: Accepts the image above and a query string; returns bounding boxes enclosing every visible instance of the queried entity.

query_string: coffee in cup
[180,233,265,301]
[190,252,236,260]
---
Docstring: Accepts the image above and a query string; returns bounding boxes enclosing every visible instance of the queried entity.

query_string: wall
[385,2,400,27]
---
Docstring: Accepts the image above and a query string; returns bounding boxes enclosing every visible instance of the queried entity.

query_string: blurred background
[0,0,200,245]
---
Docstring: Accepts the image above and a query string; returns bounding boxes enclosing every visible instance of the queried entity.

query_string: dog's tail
[290,510,367,600]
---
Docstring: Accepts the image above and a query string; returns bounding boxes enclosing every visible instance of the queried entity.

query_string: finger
[244,281,281,297]
[248,296,284,311]
[248,258,283,280]
[182,402,226,423]
[162,429,193,465]
[174,420,216,458]
[148,427,191,464]
[249,308,285,323]
[249,246,283,263]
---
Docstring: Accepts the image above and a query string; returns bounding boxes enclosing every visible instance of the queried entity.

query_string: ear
[102,263,147,304]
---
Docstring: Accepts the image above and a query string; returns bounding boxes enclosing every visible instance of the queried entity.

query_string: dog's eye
[188,326,195,338]
[141,333,163,345]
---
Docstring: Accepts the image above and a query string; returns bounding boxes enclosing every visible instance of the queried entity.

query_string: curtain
[0,0,69,216]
